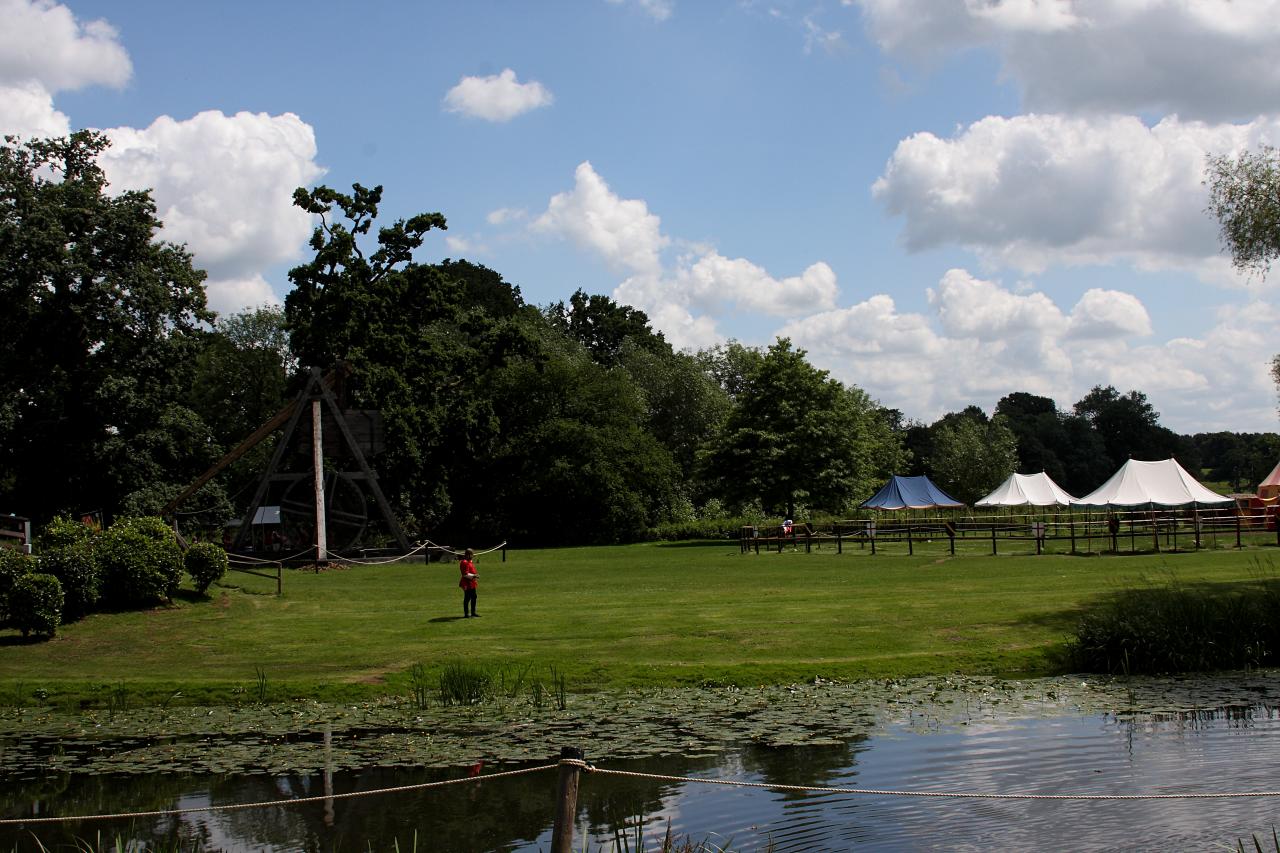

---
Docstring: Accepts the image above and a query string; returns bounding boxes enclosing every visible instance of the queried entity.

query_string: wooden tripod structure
[164,365,410,560]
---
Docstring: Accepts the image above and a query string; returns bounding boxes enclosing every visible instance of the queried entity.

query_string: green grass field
[1,541,1276,705]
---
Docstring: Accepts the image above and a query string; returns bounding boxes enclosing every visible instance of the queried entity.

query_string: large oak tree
[0,132,212,522]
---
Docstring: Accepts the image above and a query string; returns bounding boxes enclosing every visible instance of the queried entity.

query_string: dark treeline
[2,134,1277,546]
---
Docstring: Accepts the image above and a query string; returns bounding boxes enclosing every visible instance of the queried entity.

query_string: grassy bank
[0,542,1274,706]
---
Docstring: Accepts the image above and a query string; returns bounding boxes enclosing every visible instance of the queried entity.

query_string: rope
[9,755,1280,829]
[228,547,314,565]
[577,764,1280,801]
[0,762,559,827]
[415,539,507,559]
[227,540,505,568]
[329,540,433,566]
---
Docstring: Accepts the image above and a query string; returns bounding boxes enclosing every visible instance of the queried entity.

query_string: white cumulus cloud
[873,113,1280,277]
[533,161,668,276]
[0,0,131,92]
[856,0,1280,121]
[443,68,553,122]
[1066,288,1152,339]
[100,110,325,313]
[0,0,130,140]
[778,268,1274,432]
[531,161,840,349]
[0,81,69,138]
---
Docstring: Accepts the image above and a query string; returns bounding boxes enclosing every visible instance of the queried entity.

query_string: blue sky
[5,0,1280,433]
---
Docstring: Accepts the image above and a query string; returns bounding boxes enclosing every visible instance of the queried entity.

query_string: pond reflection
[4,676,1280,851]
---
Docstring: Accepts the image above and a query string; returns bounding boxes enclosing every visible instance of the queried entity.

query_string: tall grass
[437,661,492,706]
[435,661,570,708]
[1070,565,1280,674]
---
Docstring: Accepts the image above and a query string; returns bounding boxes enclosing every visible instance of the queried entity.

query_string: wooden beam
[161,369,338,516]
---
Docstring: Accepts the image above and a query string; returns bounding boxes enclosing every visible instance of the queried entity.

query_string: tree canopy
[700,339,905,519]
[0,132,211,521]
[1206,145,1280,280]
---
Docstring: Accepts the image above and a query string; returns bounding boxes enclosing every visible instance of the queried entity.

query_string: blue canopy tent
[861,475,965,510]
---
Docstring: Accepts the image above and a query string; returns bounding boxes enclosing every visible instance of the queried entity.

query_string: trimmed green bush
[9,572,63,637]
[184,541,228,594]
[37,515,95,551]
[38,538,100,621]
[38,515,101,620]
[0,547,36,626]
[95,516,182,607]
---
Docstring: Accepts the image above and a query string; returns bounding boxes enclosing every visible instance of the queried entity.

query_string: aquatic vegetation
[2,672,1277,779]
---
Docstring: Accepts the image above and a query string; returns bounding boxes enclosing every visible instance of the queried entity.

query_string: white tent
[975,472,1077,507]
[1071,458,1232,507]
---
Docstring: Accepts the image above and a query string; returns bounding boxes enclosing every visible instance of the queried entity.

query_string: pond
[3,674,1280,851]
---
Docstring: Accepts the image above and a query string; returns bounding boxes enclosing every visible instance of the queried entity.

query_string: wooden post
[907,522,913,556]
[1236,511,1242,549]
[837,530,842,554]
[502,545,507,563]
[323,723,334,827]
[312,400,328,564]
[551,746,585,853]
[804,528,811,553]
[1069,517,1076,554]
[991,523,997,556]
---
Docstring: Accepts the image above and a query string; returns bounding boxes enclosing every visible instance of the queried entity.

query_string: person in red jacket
[458,548,478,618]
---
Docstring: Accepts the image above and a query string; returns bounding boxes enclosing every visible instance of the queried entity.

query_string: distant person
[458,548,478,618]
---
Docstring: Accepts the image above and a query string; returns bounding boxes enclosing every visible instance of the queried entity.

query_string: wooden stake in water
[551,746,584,853]
[323,722,334,826]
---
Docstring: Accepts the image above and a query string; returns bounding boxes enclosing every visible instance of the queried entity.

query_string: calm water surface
[4,684,1280,851]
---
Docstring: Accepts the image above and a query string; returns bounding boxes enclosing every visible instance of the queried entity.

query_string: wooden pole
[312,400,328,564]
[551,746,585,853]
[323,723,334,826]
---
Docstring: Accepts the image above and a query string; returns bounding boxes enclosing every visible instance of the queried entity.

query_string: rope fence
[0,762,558,826]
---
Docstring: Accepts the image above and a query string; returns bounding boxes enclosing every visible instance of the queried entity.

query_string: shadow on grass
[0,633,47,647]
[429,615,467,623]
[655,540,737,548]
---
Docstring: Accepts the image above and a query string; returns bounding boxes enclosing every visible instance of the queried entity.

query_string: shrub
[1069,575,1280,674]
[184,541,229,594]
[0,547,36,626]
[95,516,182,607]
[37,515,95,551]
[38,538,100,621]
[9,572,63,637]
